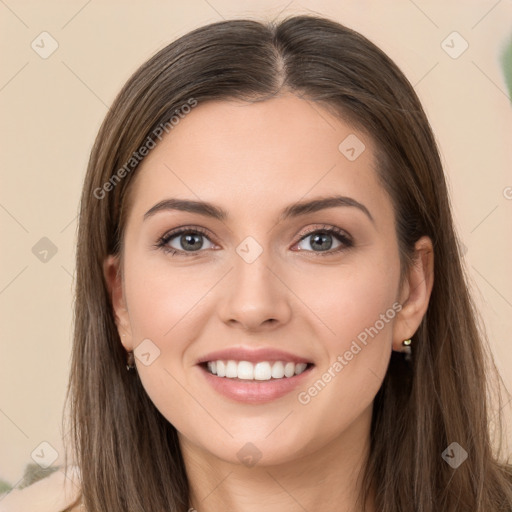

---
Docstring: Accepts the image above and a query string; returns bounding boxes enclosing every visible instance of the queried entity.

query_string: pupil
[182,233,202,251]
[311,233,332,251]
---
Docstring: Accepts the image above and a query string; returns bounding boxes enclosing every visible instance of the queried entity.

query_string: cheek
[291,250,400,352]
[123,251,215,344]
[121,253,224,428]
[122,257,212,433]
[290,250,400,417]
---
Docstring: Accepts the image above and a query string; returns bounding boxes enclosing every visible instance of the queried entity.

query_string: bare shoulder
[0,466,81,512]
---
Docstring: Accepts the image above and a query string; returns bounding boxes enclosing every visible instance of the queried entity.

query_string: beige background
[1,0,511,485]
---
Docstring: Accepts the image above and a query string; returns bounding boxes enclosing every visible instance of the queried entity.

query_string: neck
[181,405,375,512]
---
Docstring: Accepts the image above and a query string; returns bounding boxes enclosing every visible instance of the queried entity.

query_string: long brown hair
[64,14,512,511]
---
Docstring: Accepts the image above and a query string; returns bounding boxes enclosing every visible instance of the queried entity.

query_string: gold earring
[402,338,412,362]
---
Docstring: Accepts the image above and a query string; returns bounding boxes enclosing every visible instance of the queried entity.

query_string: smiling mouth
[201,360,314,381]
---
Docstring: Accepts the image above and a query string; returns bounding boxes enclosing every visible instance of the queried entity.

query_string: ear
[392,236,434,352]
[103,254,133,351]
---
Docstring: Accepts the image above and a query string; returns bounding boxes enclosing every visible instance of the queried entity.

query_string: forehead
[125,94,392,229]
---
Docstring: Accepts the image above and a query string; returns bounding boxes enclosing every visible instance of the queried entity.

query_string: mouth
[196,346,315,403]
[200,360,314,381]
[197,354,315,403]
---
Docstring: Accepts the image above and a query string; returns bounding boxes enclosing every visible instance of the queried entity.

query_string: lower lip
[198,364,314,404]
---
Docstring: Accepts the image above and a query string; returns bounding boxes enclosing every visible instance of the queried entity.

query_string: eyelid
[159,224,213,241]
[295,224,352,243]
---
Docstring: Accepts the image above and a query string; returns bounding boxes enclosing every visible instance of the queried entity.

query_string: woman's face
[106,94,421,467]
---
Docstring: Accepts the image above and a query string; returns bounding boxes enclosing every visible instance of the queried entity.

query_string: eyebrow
[143,194,375,225]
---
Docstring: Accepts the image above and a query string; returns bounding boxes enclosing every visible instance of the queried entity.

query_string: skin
[104,93,434,511]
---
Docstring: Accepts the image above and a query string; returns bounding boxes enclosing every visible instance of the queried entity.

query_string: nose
[217,249,292,332]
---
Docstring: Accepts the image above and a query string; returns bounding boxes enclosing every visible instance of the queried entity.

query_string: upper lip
[196,346,313,365]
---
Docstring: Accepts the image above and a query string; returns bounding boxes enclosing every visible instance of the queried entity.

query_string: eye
[155,226,216,256]
[155,224,353,257]
[293,225,353,255]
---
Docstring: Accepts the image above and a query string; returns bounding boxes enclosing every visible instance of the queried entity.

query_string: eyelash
[154,224,353,257]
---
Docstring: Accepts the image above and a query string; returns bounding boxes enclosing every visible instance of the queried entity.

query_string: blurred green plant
[18,463,60,489]
[501,33,512,101]
[0,463,60,496]
[0,478,12,494]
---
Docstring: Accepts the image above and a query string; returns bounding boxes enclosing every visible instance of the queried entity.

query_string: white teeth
[216,360,226,377]
[225,360,238,378]
[284,362,295,378]
[254,362,272,380]
[271,361,284,379]
[294,363,307,375]
[205,360,309,380]
[237,361,254,380]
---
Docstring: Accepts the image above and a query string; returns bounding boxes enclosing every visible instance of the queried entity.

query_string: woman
[9,13,511,512]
